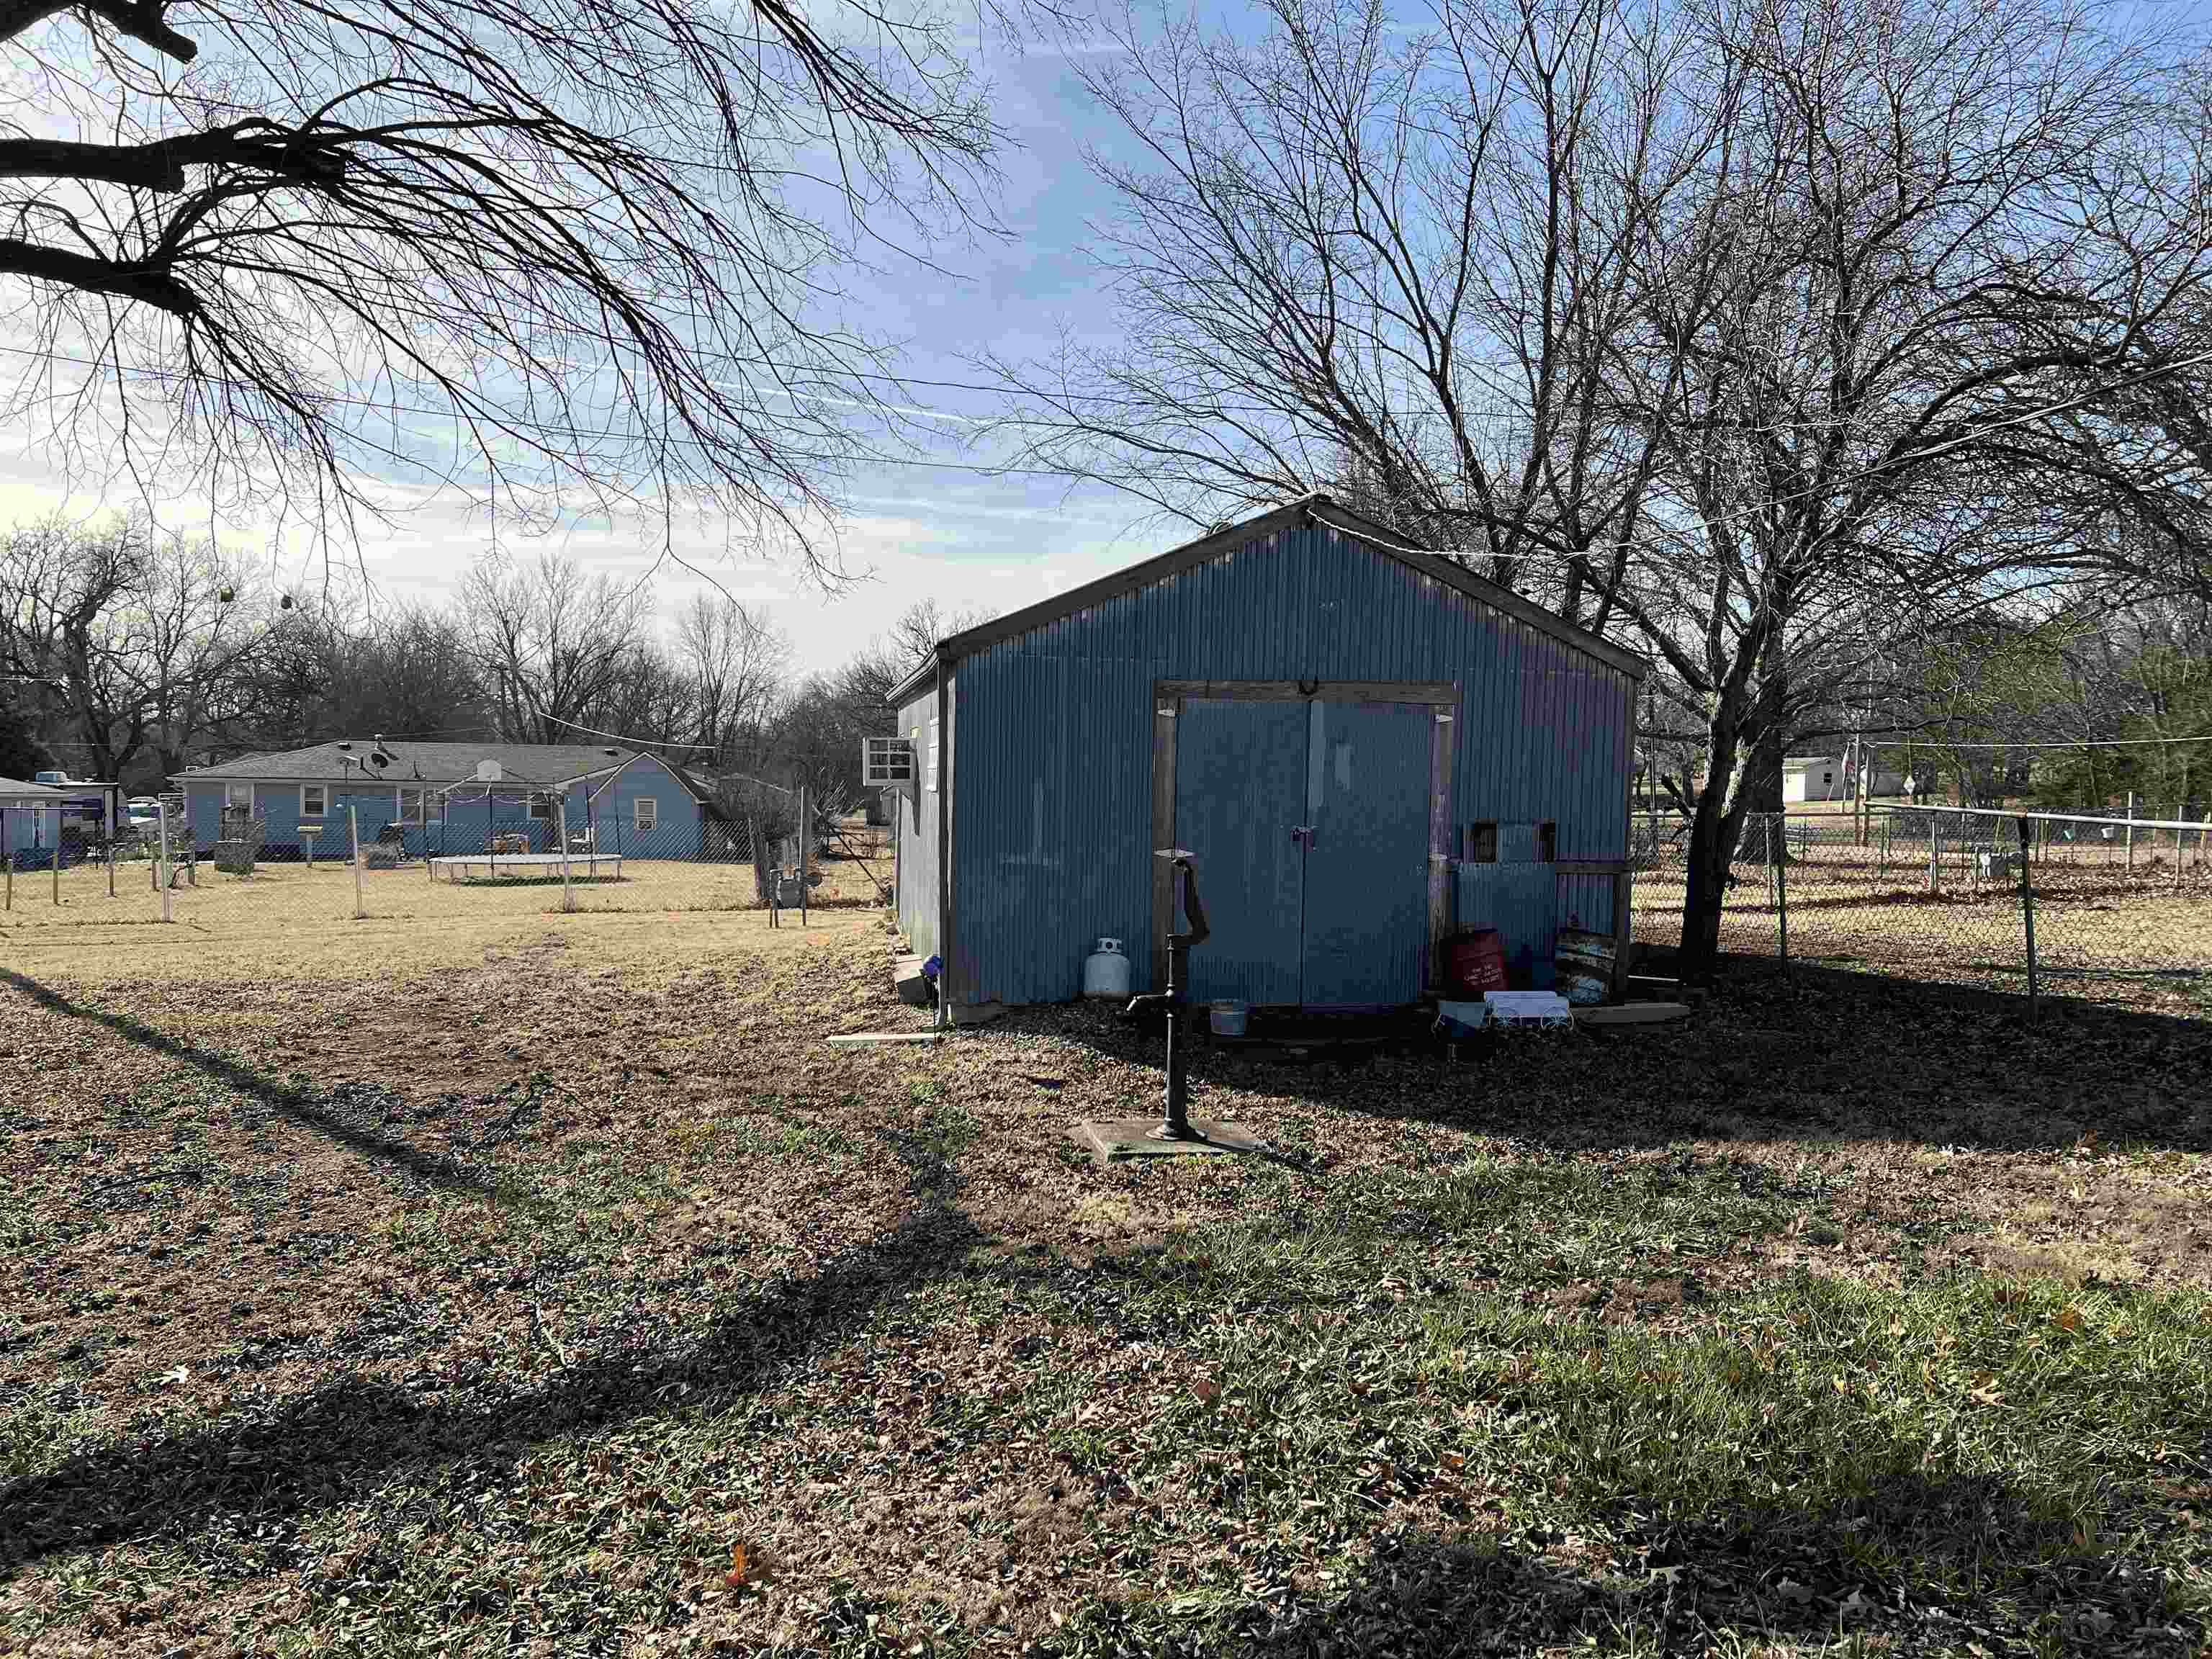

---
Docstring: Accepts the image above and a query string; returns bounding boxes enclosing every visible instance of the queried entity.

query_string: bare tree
[460,552,654,744]
[0,511,269,783]
[675,593,790,760]
[1,0,1001,570]
[0,516,140,778]
[838,596,992,711]
[981,0,1720,609]
[991,0,2212,976]
[233,603,487,747]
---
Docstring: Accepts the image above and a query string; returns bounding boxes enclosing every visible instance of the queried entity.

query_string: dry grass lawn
[2,841,2210,1657]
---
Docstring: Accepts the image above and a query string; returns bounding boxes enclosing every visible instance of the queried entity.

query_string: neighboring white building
[1784,754,1905,803]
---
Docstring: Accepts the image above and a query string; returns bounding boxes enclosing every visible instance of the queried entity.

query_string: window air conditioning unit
[863,735,917,795]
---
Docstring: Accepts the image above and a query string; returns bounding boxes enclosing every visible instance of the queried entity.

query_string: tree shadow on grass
[1182,1487,2198,1657]
[0,968,500,1198]
[985,961,2212,1156]
[0,1198,991,1572]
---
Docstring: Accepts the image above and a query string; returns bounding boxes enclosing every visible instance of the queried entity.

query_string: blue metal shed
[886,496,1644,1016]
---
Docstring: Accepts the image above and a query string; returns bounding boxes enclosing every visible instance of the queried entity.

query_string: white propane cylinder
[1082,937,1132,999]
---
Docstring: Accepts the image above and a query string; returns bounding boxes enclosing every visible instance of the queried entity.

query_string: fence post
[4,806,11,912]
[51,808,60,907]
[2017,815,2037,1020]
[558,797,575,913]
[1929,814,1941,894]
[350,806,364,919]
[2126,791,2136,878]
[797,786,810,927]
[1774,817,1790,976]
[156,801,173,924]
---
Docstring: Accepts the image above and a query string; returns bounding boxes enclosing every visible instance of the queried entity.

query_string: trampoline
[430,852,624,882]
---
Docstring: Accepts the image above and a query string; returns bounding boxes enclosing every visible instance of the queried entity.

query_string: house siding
[945,516,1636,1007]
[183,755,708,858]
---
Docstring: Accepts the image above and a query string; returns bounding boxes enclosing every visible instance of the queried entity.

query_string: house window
[634,796,657,833]
[529,794,552,822]
[397,787,426,822]
[300,783,328,818]
[1465,821,1498,863]
[224,781,254,813]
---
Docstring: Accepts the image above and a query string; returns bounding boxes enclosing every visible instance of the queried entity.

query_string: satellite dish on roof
[476,760,503,782]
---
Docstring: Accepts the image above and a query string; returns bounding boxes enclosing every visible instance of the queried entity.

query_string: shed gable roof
[886,495,1647,706]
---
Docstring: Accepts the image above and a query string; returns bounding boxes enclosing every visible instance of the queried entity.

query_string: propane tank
[1082,936,1131,999]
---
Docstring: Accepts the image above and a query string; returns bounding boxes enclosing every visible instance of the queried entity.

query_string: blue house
[171,741,737,862]
[886,496,1645,1016]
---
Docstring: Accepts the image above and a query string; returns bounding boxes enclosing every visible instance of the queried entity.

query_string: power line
[0,341,1115,482]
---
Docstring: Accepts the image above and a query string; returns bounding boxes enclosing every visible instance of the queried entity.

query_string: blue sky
[0,14,1236,677]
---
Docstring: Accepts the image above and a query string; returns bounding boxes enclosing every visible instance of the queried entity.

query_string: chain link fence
[0,803,894,938]
[1632,807,2212,1013]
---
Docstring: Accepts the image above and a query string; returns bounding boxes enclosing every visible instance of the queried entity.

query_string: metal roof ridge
[883,493,1645,698]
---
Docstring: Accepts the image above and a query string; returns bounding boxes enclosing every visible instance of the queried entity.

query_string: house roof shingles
[174,740,649,787]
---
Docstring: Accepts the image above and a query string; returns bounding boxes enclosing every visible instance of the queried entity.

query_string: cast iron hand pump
[1124,852,1210,1141]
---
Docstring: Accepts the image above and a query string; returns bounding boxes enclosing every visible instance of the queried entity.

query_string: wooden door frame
[1149,680,1458,995]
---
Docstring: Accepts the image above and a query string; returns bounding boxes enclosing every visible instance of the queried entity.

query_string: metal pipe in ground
[558,798,575,912]
[156,801,172,923]
[351,806,364,919]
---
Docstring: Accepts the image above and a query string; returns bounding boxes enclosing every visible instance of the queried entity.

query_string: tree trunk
[1677,707,1752,981]
[1681,806,1732,978]
[1743,646,1788,839]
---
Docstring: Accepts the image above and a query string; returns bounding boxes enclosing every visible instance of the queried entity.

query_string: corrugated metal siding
[1556,873,1618,938]
[946,516,1635,1004]
[1173,698,1308,1007]
[1302,700,1432,1007]
[948,655,1153,1006]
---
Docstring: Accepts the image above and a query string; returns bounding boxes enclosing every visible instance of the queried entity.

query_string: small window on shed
[1538,822,1557,863]
[1465,821,1498,863]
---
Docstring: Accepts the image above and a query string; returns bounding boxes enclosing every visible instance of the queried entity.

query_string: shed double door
[1172,697,1433,1008]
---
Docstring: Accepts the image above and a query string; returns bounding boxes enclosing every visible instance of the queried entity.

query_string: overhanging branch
[0,237,199,315]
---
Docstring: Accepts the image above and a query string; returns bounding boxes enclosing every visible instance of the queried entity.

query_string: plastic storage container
[1209,999,1249,1037]
[1082,937,1132,999]
[1434,999,1490,1038]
